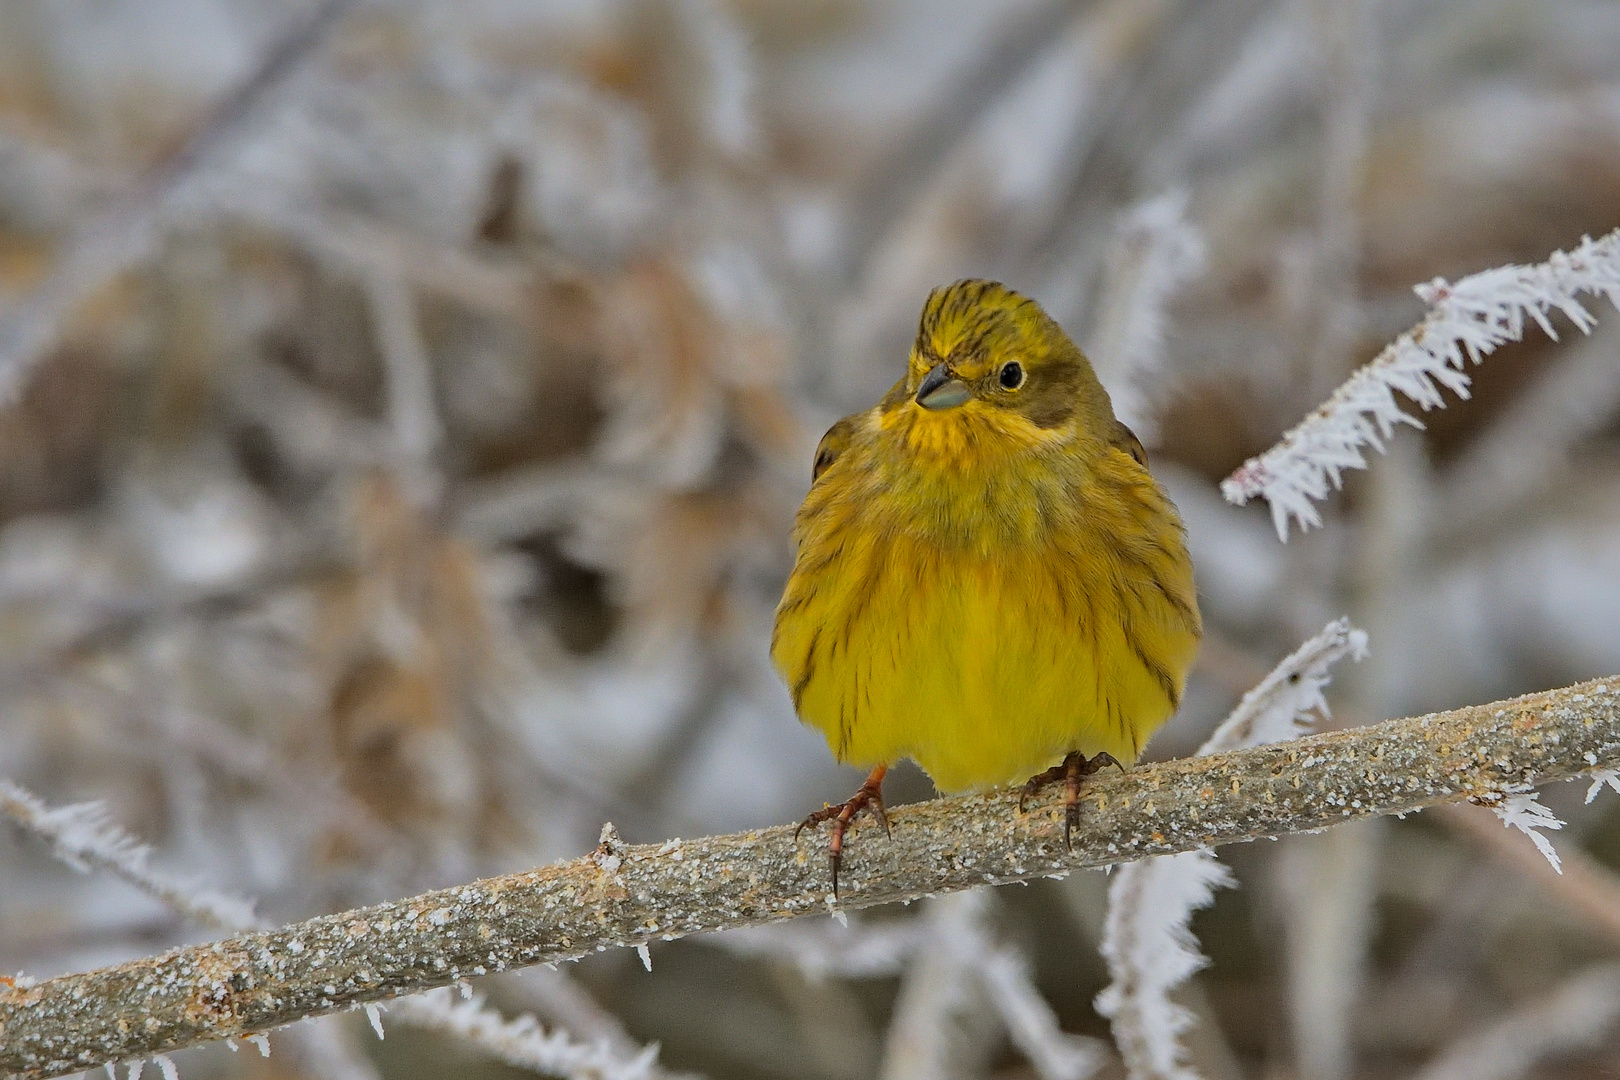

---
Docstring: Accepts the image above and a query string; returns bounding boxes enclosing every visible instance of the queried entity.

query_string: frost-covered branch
[0,780,671,1080]
[1222,227,1620,538]
[7,675,1620,1079]
[1095,852,1232,1080]
[0,779,258,933]
[1095,618,1366,1080]
[386,988,661,1080]
[1197,618,1368,755]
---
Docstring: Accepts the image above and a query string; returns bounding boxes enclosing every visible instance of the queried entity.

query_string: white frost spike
[248,1034,271,1057]
[128,1062,144,1080]
[390,987,661,1080]
[636,943,652,972]
[1096,619,1365,1080]
[154,1055,179,1080]
[365,1003,386,1040]
[1585,769,1620,804]
[1491,792,1565,873]
[0,778,259,932]
[1223,227,1620,539]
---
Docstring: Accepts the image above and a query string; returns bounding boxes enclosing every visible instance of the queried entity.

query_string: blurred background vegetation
[3,1,1620,1078]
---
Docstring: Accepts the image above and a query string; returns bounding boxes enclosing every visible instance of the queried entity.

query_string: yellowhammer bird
[772,280,1201,893]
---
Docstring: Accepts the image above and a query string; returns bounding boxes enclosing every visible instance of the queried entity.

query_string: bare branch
[5,676,1620,1078]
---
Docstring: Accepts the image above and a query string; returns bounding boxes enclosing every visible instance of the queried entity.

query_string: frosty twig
[1222,227,1620,539]
[0,779,258,933]
[6,674,1620,1079]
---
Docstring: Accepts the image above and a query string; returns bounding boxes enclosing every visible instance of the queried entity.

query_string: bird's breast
[771,435,1200,792]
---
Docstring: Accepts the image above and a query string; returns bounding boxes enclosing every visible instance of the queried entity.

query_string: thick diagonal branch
[6,676,1620,1078]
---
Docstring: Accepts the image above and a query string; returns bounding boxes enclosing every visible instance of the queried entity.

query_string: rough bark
[5,676,1620,1079]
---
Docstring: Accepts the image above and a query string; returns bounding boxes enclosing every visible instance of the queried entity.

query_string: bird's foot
[1018,751,1122,850]
[795,764,890,899]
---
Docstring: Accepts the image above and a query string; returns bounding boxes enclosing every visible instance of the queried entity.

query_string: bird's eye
[998,361,1025,390]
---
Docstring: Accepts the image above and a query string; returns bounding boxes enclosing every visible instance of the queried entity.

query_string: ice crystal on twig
[1586,769,1620,805]
[1201,617,1369,754]
[1489,791,1565,874]
[1223,228,1620,539]
[1096,851,1234,1080]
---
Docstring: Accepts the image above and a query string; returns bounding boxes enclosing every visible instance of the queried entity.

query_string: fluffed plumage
[772,280,1201,795]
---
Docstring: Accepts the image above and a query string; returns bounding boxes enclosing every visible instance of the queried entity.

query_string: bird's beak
[916,363,971,411]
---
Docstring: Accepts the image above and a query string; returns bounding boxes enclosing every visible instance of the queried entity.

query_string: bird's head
[886,280,1118,455]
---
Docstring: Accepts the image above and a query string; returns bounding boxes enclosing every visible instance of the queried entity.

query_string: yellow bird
[772,280,1201,891]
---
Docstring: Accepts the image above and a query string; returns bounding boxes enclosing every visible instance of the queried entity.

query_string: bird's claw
[1018,751,1121,850]
[796,769,890,899]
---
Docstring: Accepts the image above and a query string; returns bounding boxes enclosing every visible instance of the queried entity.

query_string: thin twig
[5,676,1620,1078]
[0,779,258,933]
